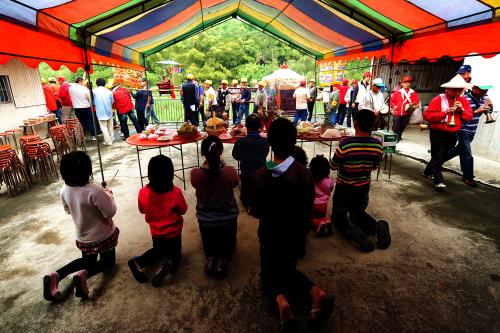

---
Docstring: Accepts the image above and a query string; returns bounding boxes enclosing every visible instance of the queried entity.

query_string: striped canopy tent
[1,0,500,72]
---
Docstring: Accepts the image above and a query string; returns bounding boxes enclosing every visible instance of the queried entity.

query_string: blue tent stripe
[100,0,197,41]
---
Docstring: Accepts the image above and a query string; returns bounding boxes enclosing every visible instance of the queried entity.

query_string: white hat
[372,78,385,87]
[441,74,471,89]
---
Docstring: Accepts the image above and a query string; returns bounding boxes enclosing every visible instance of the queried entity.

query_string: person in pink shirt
[128,155,188,287]
[309,155,334,237]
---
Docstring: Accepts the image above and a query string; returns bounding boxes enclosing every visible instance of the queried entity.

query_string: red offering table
[297,134,353,157]
[126,132,206,189]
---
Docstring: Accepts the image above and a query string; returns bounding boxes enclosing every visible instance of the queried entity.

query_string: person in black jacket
[253,118,334,331]
[180,74,199,125]
[232,114,269,207]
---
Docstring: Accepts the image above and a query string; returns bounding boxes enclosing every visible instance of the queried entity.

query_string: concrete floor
[1,134,500,333]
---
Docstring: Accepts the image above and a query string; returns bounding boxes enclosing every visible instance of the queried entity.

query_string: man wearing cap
[230,79,239,124]
[423,74,473,191]
[356,72,371,107]
[41,78,61,123]
[293,80,311,125]
[57,76,74,122]
[337,79,350,125]
[307,79,318,121]
[131,78,154,131]
[457,64,472,84]
[180,73,200,126]
[445,80,494,187]
[47,77,63,124]
[204,80,218,118]
[345,80,359,127]
[236,79,251,124]
[390,76,420,141]
[217,80,231,119]
[255,81,272,130]
[359,78,387,130]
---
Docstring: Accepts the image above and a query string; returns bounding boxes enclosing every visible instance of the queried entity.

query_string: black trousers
[135,236,182,270]
[136,108,147,132]
[232,102,239,124]
[74,107,95,136]
[331,184,377,237]
[337,104,347,125]
[424,129,458,184]
[307,101,315,121]
[56,248,116,279]
[392,114,411,140]
[199,222,237,258]
[240,175,255,207]
[260,242,313,303]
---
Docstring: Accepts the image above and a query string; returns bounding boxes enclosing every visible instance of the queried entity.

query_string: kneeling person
[330,109,391,252]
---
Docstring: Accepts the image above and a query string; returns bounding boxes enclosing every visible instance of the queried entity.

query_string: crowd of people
[41,106,395,331]
[37,62,496,331]
[40,76,158,145]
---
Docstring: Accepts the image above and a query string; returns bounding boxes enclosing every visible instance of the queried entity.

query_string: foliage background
[39,20,371,87]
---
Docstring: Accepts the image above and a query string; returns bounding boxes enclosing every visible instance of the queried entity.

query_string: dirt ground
[1,135,499,333]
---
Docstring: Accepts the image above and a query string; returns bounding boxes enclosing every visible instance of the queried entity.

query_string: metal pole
[388,39,395,132]
[82,31,106,187]
[143,55,152,124]
[314,57,318,122]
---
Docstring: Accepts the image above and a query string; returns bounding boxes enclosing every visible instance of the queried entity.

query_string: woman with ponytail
[190,135,239,278]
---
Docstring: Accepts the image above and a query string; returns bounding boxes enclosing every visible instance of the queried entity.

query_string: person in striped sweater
[329,109,391,252]
[128,155,188,287]
[445,81,494,187]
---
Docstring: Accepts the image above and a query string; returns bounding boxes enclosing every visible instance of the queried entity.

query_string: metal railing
[146,98,327,124]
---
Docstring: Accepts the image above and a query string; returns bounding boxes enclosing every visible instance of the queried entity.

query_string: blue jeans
[294,109,308,125]
[146,104,160,124]
[446,130,475,180]
[325,110,337,126]
[119,111,141,138]
[236,104,249,124]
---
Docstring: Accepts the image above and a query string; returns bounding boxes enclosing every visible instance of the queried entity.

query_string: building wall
[0,58,47,132]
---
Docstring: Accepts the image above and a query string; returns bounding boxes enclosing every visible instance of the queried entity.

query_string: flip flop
[308,295,335,330]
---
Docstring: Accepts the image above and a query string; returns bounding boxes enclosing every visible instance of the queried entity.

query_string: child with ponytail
[190,135,239,278]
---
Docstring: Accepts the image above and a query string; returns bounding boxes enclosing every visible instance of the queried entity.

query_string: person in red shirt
[111,85,141,139]
[128,155,188,287]
[390,76,420,141]
[337,79,350,125]
[423,75,473,191]
[41,78,61,123]
[57,76,74,121]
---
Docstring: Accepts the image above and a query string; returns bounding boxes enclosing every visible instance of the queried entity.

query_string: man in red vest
[390,76,420,141]
[41,78,61,123]
[423,75,473,191]
[337,79,350,125]
[57,76,74,121]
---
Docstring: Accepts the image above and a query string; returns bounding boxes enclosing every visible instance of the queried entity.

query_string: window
[0,75,13,104]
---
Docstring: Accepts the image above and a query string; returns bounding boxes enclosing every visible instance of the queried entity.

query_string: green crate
[372,130,398,147]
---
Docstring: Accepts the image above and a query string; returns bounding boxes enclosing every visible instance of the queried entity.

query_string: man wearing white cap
[204,80,218,118]
[359,77,387,130]
[422,74,473,191]
[444,80,494,187]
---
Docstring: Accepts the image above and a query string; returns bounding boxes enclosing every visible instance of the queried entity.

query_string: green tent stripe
[344,0,412,35]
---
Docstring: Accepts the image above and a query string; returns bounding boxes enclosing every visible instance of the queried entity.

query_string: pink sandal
[43,272,62,302]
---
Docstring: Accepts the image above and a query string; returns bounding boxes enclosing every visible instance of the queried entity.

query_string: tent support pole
[83,32,106,188]
[388,39,395,133]
[314,57,318,122]
[143,55,153,124]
